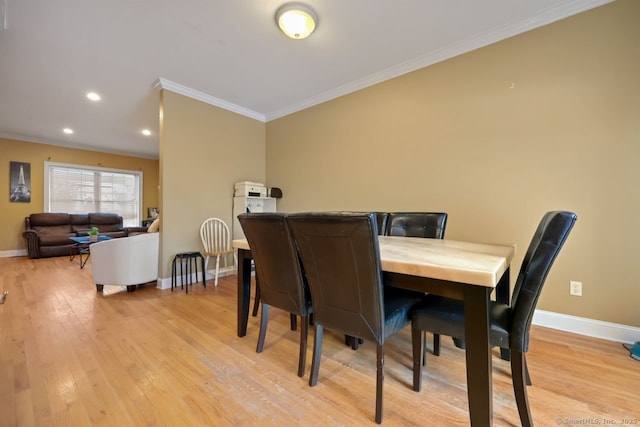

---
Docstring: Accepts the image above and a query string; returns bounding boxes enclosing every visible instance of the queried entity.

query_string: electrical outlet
[570,281,582,296]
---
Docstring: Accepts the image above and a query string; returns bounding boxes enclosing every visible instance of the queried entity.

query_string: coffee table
[69,235,112,268]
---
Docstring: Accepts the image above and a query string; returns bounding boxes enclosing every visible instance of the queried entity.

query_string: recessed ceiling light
[86,92,101,101]
[63,128,74,134]
[142,129,151,136]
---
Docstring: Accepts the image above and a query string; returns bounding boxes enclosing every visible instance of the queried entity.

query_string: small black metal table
[69,235,112,269]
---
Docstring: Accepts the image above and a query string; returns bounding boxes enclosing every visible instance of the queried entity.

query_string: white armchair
[90,232,159,292]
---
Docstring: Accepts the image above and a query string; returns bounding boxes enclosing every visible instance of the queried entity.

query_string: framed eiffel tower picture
[10,161,31,203]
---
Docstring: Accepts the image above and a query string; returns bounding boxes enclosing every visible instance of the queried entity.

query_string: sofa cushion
[91,224,121,233]
[70,214,90,232]
[40,233,76,246]
[32,224,72,235]
[147,218,160,233]
[88,213,123,232]
[29,213,70,227]
[89,213,122,225]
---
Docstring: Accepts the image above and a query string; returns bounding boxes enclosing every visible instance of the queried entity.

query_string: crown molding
[156,1,612,122]
[0,131,158,160]
[154,78,266,122]
[265,0,614,121]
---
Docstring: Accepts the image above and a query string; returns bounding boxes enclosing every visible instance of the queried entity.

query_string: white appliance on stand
[232,182,277,239]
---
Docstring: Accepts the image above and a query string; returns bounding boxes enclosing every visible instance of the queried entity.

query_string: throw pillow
[148,218,160,233]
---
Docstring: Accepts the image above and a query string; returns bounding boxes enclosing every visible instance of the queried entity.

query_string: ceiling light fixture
[63,128,74,134]
[1,0,7,31]
[275,3,318,40]
[86,92,101,101]
[142,129,151,136]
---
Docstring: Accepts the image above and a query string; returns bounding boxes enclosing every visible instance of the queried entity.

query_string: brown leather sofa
[22,212,145,259]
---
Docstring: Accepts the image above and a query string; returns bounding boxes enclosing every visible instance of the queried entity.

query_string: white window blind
[45,162,142,227]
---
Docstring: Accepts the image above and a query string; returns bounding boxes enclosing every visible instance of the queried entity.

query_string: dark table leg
[495,266,510,306]
[464,285,493,427]
[495,268,511,361]
[79,248,90,269]
[237,248,252,337]
[71,243,90,269]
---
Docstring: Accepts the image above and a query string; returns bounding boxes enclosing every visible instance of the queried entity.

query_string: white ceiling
[0,0,612,159]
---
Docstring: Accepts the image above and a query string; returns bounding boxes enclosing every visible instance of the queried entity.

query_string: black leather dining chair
[410,211,577,427]
[341,211,389,350]
[238,213,312,377]
[385,211,448,355]
[375,212,389,235]
[385,212,448,239]
[288,212,423,424]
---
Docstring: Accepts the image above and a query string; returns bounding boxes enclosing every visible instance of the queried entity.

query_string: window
[44,162,143,227]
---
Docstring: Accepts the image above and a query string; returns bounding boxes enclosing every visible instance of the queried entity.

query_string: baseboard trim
[152,273,639,343]
[533,309,639,344]
[0,249,27,258]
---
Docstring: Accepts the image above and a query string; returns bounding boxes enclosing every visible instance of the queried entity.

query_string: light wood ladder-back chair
[199,217,236,286]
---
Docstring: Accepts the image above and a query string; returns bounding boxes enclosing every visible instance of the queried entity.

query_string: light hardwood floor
[0,256,638,426]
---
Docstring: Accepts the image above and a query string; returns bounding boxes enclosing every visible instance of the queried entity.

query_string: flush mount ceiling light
[1,0,7,31]
[275,3,318,40]
[86,92,101,101]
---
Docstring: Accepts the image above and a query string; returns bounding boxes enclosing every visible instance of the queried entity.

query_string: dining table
[232,235,515,427]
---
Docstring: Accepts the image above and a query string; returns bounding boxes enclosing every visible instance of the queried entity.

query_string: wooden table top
[233,236,515,288]
[232,239,250,251]
[378,236,514,288]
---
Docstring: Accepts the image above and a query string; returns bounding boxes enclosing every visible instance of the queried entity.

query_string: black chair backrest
[510,211,577,352]
[238,213,309,316]
[288,212,386,344]
[375,212,388,235]
[386,212,448,238]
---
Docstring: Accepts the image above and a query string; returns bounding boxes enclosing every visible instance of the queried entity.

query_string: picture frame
[10,161,31,203]
[148,207,159,219]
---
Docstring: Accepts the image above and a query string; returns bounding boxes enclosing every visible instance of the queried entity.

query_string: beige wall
[266,0,640,327]
[3,1,636,328]
[0,137,159,253]
[158,90,265,279]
